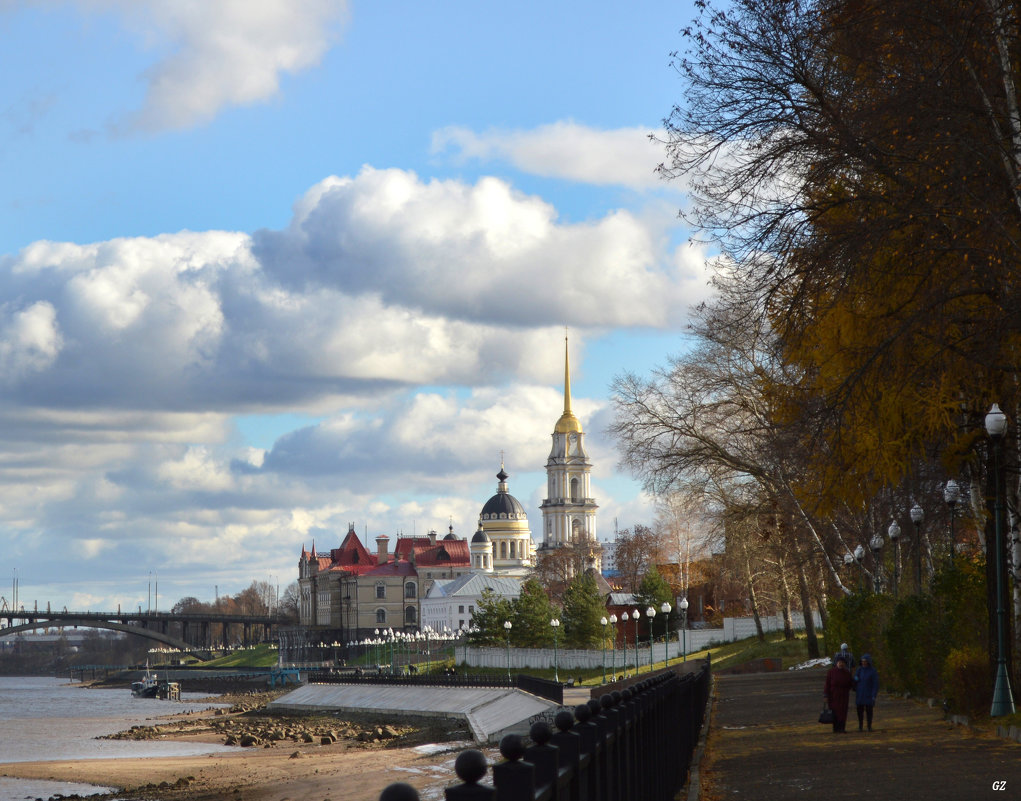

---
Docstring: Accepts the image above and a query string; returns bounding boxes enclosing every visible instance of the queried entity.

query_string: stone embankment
[102,689,464,750]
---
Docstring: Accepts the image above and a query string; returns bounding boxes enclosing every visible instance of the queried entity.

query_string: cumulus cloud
[0,166,682,608]
[70,0,348,131]
[432,122,671,190]
[254,167,708,327]
[0,301,63,382]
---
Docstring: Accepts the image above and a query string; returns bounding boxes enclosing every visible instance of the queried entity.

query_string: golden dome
[555,411,582,433]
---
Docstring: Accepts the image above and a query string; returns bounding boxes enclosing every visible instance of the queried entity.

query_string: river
[0,675,232,801]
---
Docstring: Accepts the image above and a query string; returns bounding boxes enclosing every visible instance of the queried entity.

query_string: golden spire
[555,330,582,434]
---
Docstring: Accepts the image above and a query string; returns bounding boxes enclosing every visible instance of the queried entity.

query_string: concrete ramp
[268,683,560,743]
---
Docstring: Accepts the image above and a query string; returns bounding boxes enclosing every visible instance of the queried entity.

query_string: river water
[0,675,233,801]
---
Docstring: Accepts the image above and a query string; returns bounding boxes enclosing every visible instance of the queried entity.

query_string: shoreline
[0,689,478,801]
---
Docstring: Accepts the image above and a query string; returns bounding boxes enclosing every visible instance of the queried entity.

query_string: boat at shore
[130,665,158,697]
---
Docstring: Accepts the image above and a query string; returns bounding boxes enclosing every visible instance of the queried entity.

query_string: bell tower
[540,334,600,568]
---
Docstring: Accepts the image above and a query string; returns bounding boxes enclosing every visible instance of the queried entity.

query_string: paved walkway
[702,669,1021,800]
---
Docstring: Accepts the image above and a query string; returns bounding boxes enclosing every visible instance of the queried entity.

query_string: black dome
[481,491,526,518]
[471,526,490,543]
[480,465,526,519]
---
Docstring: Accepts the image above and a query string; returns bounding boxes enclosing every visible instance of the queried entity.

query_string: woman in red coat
[824,657,854,733]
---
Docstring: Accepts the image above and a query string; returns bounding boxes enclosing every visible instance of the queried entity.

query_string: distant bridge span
[1,618,207,658]
[0,609,281,662]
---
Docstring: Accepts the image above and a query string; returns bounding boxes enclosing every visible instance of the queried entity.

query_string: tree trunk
[776,555,795,640]
[743,544,765,642]
[796,551,820,658]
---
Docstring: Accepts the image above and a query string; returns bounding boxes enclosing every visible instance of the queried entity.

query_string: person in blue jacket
[853,653,879,731]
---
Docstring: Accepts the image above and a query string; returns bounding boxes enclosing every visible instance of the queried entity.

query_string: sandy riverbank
[0,691,480,801]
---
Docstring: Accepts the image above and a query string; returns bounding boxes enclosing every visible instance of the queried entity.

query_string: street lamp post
[600,616,608,684]
[631,609,640,674]
[550,618,561,683]
[944,479,961,566]
[869,535,884,593]
[679,598,689,661]
[503,620,513,683]
[910,503,925,592]
[621,612,630,676]
[985,403,1016,717]
[888,521,901,599]
[645,606,656,673]
[660,601,672,666]
[609,614,617,679]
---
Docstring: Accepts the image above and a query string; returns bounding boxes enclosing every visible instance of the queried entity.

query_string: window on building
[459,605,464,614]
[469,605,474,614]
[376,583,385,599]
[405,581,416,599]
[571,477,580,501]
[459,619,464,629]
[500,541,507,559]
[405,606,417,624]
[376,608,386,624]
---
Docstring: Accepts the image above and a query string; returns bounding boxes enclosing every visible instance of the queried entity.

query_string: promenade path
[701,668,1021,800]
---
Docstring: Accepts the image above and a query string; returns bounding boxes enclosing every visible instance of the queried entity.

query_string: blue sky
[0,0,709,613]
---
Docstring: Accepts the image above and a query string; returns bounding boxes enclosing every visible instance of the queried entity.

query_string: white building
[420,573,523,634]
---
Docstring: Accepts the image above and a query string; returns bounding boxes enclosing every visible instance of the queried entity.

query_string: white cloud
[70,0,348,131]
[432,122,671,190]
[255,167,706,328]
[0,168,674,610]
[0,301,62,381]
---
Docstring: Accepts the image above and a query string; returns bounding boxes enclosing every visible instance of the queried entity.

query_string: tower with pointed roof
[540,334,601,569]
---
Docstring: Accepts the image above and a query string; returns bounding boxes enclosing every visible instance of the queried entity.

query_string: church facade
[294,336,602,644]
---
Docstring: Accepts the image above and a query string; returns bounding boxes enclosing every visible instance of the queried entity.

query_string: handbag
[818,704,835,724]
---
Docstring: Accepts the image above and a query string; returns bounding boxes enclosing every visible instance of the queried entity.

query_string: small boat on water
[130,664,159,698]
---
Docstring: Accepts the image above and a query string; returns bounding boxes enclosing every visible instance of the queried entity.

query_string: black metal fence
[378,661,711,801]
[306,669,565,705]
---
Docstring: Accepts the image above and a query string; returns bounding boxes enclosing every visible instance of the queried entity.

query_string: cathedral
[295,336,602,642]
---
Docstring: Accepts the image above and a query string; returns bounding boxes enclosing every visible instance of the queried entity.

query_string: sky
[0,0,711,615]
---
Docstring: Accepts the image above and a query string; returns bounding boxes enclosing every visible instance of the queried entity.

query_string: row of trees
[612,0,1021,697]
[466,569,679,650]
[171,580,299,622]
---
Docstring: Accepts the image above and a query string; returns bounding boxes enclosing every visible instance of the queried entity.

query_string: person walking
[834,642,854,666]
[854,653,879,732]
[824,656,854,733]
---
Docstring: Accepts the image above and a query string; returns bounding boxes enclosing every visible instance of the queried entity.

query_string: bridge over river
[0,607,280,660]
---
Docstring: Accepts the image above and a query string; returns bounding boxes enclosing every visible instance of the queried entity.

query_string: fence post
[574,702,601,801]
[600,693,621,801]
[380,783,420,801]
[445,749,495,800]
[551,709,583,801]
[523,721,560,799]
[492,734,534,801]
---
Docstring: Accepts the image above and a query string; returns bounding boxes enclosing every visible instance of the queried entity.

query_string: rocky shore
[1,687,476,801]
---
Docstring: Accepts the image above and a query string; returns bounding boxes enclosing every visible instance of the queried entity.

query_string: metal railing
[378,661,711,801]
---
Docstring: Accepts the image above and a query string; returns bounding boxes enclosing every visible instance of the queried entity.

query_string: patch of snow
[788,657,831,670]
